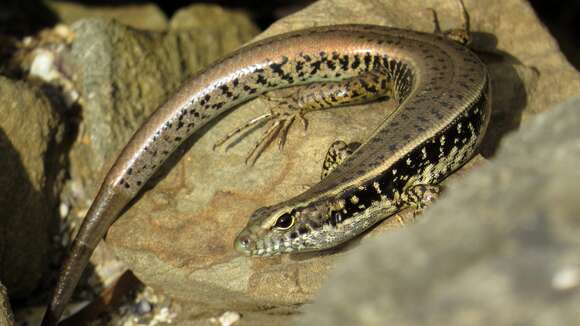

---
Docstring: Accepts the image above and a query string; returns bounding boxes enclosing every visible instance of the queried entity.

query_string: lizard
[42,1,490,324]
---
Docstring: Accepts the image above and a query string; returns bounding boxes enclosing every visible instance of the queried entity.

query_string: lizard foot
[213,91,308,165]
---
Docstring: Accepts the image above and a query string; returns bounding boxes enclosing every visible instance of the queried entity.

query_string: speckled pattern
[233,26,490,256]
[43,25,489,325]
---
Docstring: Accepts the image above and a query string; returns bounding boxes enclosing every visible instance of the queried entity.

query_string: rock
[170,4,259,34]
[99,0,580,324]
[0,282,14,326]
[0,77,65,298]
[46,2,168,31]
[297,94,580,325]
[64,14,259,202]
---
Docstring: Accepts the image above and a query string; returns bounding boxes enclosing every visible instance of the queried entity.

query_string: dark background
[0,0,579,68]
[158,0,580,69]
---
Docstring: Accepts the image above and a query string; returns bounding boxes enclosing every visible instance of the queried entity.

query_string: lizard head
[234,196,369,256]
[234,200,342,256]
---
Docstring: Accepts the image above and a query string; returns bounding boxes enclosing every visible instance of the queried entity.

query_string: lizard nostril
[234,234,253,255]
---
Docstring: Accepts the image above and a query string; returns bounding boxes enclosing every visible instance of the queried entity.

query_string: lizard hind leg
[320,140,361,180]
[213,88,308,165]
[214,68,392,165]
[429,0,471,46]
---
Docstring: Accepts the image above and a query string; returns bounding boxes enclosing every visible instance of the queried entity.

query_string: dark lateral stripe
[323,82,488,228]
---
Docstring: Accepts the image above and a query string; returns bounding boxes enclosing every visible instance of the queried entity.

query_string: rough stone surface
[0,282,14,326]
[98,0,580,324]
[297,94,580,325]
[65,14,258,202]
[0,77,65,298]
[170,4,259,35]
[0,283,14,326]
[47,2,168,31]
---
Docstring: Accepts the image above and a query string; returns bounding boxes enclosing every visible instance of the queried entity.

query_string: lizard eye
[274,213,294,230]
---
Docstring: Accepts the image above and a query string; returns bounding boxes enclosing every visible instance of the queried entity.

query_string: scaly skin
[42,25,490,325]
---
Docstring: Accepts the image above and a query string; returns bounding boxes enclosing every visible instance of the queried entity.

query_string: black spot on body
[326,60,336,70]
[363,53,372,69]
[360,79,377,93]
[351,55,361,69]
[372,55,383,69]
[219,84,233,97]
[310,60,322,74]
[212,102,224,110]
[295,61,304,72]
[256,74,267,85]
[339,56,349,70]
[330,212,342,226]
[243,85,257,94]
[269,56,289,77]
[281,74,294,83]
[380,79,388,90]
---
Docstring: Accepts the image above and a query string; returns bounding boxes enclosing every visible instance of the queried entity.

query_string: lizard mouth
[233,235,289,256]
[234,230,303,257]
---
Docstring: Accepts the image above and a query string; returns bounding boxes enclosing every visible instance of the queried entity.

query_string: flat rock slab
[102,0,580,324]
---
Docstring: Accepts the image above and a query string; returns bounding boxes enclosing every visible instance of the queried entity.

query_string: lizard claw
[214,94,308,165]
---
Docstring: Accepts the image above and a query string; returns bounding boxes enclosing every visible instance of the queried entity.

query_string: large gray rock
[98,0,580,324]
[64,13,258,202]
[0,77,65,298]
[297,94,580,325]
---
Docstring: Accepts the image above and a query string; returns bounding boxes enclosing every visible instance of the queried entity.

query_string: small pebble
[552,266,579,291]
[218,311,241,326]
[134,300,152,315]
[30,49,59,82]
[59,202,69,218]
